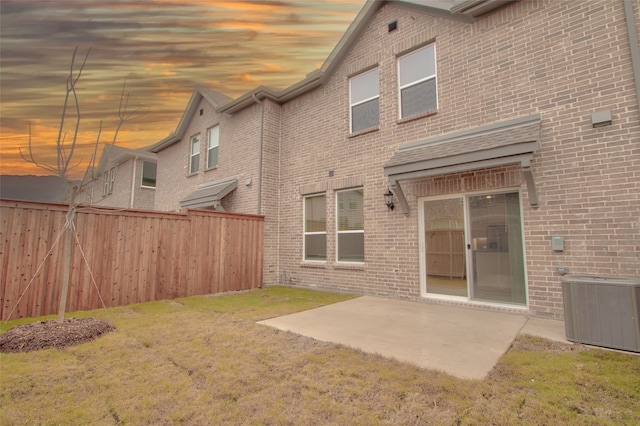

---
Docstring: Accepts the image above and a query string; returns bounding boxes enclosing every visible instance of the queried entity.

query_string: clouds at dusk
[1,0,363,177]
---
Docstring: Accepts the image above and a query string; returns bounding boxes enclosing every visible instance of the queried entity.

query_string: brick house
[149,84,273,215]
[81,144,157,210]
[150,0,640,319]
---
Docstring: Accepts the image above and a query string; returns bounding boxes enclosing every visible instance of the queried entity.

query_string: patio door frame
[418,188,529,308]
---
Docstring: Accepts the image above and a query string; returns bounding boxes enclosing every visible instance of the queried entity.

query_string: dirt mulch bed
[0,318,115,353]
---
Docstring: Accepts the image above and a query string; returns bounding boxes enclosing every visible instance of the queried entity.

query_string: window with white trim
[189,135,200,174]
[336,188,364,262]
[103,167,116,195]
[207,125,219,169]
[141,161,156,188]
[398,43,437,119]
[304,194,326,261]
[350,67,379,133]
[103,172,109,196]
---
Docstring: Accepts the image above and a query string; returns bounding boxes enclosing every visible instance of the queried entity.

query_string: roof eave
[216,86,281,114]
[217,72,326,114]
[451,0,517,19]
[151,85,232,151]
[215,0,517,117]
[149,134,180,153]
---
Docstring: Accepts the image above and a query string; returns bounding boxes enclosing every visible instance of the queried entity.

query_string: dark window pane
[190,154,200,174]
[305,234,327,260]
[401,78,437,118]
[207,147,218,168]
[338,233,364,262]
[142,161,156,187]
[351,98,379,133]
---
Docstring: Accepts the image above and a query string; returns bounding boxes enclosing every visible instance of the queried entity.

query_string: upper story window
[207,125,219,169]
[398,43,437,119]
[103,172,109,196]
[103,167,115,196]
[349,67,379,133]
[189,135,200,174]
[336,188,364,263]
[141,161,157,188]
[304,193,327,261]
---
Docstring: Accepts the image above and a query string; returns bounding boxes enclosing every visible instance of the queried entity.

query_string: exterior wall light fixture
[384,189,395,211]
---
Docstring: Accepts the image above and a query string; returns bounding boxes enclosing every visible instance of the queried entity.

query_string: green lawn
[2,287,639,425]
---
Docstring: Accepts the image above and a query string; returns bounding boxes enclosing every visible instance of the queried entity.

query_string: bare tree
[20,47,146,322]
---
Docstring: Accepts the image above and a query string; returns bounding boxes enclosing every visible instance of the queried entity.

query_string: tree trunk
[57,186,77,323]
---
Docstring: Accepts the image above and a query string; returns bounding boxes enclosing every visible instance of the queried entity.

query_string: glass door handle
[467,244,471,250]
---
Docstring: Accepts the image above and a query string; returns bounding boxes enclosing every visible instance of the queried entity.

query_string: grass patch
[2,287,639,425]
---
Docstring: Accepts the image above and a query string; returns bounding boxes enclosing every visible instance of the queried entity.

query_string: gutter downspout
[130,156,138,209]
[252,94,265,215]
[277,101,282,287]
[624,0,640,116]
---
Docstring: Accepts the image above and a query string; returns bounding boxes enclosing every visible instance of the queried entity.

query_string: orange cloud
[215,1,284,12]
[232,73,258,83]
[216,21,265,31]
[0,0,364,177]
[144,62,178,77]
[263,63,282,72]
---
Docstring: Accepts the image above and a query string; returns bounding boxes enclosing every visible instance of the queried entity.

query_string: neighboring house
[149,85,267,214]
[150,0,640,320]
[81,144,157,210]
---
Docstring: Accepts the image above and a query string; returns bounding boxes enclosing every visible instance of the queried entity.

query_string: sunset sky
[1,0,364,178]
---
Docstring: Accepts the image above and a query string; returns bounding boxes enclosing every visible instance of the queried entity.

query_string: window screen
[190,135,200,174]
[398,44,437,118]
[207,126,219,168]
[304,194,326,261]
[336,188,364,262]
[350,68,379,133]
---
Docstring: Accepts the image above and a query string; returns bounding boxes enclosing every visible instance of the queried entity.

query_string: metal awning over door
[384,114,541,215]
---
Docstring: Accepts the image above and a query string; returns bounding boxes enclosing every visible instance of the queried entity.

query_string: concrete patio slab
[258,296,567,380]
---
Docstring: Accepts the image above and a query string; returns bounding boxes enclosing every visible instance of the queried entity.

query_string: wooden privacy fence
[1,199,264,320]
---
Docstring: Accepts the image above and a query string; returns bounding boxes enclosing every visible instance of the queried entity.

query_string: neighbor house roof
[149,85,233,153]
[94,144,157,176]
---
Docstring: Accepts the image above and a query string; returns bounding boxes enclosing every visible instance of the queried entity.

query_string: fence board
[0,199,264,320]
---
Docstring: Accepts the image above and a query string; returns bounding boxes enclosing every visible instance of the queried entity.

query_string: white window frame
[189,135,200,174]
[103,172,109,196]
[141,161,156,188]
[103,167,116,196]
[398,43,438,119]
[207,125,219,169]
[303,193,327,262]
[336,188,364,263]
[349,67,379,133]
[109,168,115,193]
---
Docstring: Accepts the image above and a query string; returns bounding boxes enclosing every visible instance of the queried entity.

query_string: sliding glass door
[422,197,467,297]
[421,191,526,305]
[467,192,526,304]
